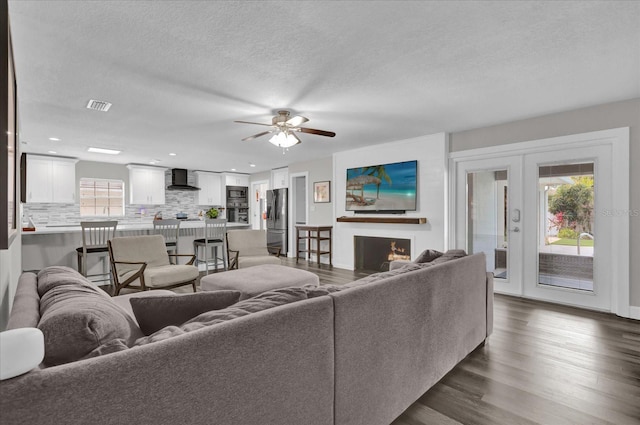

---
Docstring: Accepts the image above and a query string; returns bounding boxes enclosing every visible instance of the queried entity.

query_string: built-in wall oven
[226,186,249,223]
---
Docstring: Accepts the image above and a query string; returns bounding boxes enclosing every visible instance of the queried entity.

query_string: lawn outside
[550,238,594,247]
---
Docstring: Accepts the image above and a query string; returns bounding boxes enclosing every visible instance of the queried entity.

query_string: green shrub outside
[558,228,578,239]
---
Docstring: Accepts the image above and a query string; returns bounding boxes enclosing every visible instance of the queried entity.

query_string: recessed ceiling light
[87,147,121,155]
[149,161,157,165]
[249,163,256,167]
[169,153,176,156]
[49,137,60,141]
[231,168,236,171]
[48,150,57,154]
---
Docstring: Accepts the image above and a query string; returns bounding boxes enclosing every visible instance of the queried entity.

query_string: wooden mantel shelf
[336,216,427,224]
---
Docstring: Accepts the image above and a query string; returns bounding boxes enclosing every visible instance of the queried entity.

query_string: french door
[452,134,624,312]
[453,155,523,296]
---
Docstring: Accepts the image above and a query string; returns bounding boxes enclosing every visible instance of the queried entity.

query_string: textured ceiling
[8,1,640,173]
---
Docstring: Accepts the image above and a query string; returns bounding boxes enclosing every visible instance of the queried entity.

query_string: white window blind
[79,178,124,217]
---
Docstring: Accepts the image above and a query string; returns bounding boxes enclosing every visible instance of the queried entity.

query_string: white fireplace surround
[332,133,448,270]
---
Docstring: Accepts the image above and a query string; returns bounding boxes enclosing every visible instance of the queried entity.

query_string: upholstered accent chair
[108,235,199,295]
[226,230,281,269]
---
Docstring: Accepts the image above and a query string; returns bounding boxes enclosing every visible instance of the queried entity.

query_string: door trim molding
[449,127,630,318]
[288,171,309,258]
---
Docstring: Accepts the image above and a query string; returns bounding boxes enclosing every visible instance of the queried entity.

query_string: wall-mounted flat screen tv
[346,160,417,213]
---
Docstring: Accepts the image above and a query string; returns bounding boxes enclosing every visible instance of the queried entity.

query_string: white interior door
[454,155,523,295]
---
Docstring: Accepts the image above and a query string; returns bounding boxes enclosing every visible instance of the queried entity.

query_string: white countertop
[23,220,250,235]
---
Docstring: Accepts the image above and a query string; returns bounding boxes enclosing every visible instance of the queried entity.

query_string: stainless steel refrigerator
[266,188,288,255]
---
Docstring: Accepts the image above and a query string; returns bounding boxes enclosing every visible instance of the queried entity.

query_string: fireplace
[354,236,411,272]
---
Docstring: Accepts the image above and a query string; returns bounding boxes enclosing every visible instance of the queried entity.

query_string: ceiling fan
[235,110,336,149]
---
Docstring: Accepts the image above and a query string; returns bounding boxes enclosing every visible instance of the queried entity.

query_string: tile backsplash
[23,171,223,226]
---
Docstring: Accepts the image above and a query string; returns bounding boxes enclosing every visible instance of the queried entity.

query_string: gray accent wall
[450,98,640,307]
[288,156,333,225]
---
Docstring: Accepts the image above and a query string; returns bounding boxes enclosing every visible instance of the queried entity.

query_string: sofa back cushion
[36,267,143,366]
[414,249,443,263]
[430,249,467,264]
[37,266,101,297]
[227,229,271,257]
[109,235,170,276]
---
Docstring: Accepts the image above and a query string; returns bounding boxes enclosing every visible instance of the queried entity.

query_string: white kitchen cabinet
[271,168,288,189]
[26,155,78,203]
[225,173,249,187]
[127,165,167,205]
[194,171,222,205]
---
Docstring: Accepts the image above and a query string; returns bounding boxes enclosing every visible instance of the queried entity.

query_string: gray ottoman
[200,264,319,300]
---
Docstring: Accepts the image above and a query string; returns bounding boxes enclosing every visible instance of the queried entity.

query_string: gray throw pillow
[39,284,143,366]
[430,249,467,264]
[414,249,443,263]
[130,290,242,335]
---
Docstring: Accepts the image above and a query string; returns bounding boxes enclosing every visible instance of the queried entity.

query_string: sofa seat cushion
[121,264,199,288]
[130,291,242,335]
[36,267,143,366]
[134,285,339,346]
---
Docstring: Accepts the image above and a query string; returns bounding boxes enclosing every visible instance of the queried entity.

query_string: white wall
[333,133,448,270]
[288,156,333,225]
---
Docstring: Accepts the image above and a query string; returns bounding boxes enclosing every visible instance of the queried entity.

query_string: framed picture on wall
[313,181,331,203]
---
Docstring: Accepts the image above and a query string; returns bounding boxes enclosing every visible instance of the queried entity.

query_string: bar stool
[76,220,118,285]
[193,219,227,274]
[153,219,181,262]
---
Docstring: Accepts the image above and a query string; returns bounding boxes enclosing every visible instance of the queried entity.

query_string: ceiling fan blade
[234,120,273,127]
[298,127,336,137]
[242,130,272,141]
[286,115,309,127]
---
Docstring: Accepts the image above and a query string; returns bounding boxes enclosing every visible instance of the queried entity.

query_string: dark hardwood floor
[283,258,640,425]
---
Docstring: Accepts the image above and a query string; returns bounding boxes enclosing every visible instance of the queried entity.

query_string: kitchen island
[22,220,251,273]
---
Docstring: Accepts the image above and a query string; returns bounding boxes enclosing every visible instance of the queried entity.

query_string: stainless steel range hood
[167,168,200,191]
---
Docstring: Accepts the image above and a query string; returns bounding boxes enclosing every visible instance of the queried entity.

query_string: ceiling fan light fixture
[269,131,298,148]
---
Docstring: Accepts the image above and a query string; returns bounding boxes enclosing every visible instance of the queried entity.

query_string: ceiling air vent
[86,99,112,112]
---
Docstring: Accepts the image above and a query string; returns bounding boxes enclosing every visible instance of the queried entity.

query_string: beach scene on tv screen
[346,161,417,211]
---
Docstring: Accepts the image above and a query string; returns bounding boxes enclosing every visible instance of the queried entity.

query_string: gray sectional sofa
[0,252,493,425]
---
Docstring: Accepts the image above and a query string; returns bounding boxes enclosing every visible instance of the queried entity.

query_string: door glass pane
[467,170,509,279]
[538,163,594,291]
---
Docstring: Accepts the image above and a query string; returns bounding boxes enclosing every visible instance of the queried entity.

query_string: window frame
[79,177,125,218]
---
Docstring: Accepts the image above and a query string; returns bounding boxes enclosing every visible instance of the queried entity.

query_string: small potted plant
[206,207,219,219]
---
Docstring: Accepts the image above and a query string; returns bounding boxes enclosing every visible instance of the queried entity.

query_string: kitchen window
[80,178,125,217]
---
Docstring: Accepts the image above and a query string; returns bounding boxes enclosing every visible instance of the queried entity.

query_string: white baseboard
[629,306,640,320]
